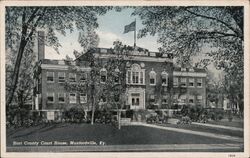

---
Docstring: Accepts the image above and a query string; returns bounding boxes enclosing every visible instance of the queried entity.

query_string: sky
[45,8,160,59]
[44,8,222,80]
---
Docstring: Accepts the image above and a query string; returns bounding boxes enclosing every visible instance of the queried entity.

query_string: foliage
[6,40,35,126]
[93,110,112,124]
[63,107,85,123]
[5,6,112,108]
[180,105,210,122]
[177,116,192,125]
[207,109,224,121]
[132,6,244,112]
[78,30,100,53]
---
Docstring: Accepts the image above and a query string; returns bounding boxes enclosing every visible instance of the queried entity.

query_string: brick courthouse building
[33,32,207,120]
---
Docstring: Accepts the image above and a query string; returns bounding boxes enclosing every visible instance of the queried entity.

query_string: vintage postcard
[0,0,249,158]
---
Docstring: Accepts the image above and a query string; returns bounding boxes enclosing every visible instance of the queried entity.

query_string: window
[197,95,202,103]
[131,93,140,106]
[69,93,77,103]
[189,95,194,103]
[100,96,107,103]
[149,69,156,85]
[180,78,187,87]
[189,78,194,87]
[140,72,144,84]
[47,93,54,103]
[132,98,140,106]
[189,68,194,72]
[80,93,87,103]
[173,95,178,103]
[161,71,168,86]
[173,77,178,87]
[58,93,65,103]
[69,73,76,82]
[181,67,186,71]
[114,67,120,84]
[132,72,139,83]
[114,94,119,102]
[127,64,144,85]
[150,95,155,102]
[114,76,119,83]
[180,95,186,103]
[47,72,54,82]
[197,78,202,87]
[58,72,65,83]
[80,72,87,82]
[162,95,168,104]
[127,70,131,84]
[100,68,107,83]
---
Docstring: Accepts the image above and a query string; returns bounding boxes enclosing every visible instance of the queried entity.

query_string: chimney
[38,31,45,61]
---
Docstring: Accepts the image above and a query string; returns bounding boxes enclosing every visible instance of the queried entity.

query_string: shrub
[146,115,158,123]
[179,105,209,122]
[177,116,192,124]
[126,110,133,118]
[63,107,85,123]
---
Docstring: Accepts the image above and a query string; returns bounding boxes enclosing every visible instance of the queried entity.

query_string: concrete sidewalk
[7,143,243,152]
[129,122,243,143]
[192,122,243,131]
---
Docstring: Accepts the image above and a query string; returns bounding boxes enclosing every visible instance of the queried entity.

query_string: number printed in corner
[228,154,236,158]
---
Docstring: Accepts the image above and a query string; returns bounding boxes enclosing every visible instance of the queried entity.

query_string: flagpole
[134,19,136,48]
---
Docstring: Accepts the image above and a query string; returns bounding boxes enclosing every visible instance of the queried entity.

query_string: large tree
[5,6,111,107]
[6,40,36,125]
[132,6,244,112]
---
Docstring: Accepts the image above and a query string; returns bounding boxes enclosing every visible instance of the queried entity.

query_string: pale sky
[44,8,222,80]
[45,8,160,60]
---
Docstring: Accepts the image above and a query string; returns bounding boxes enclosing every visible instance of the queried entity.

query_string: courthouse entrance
[127,88,145,110]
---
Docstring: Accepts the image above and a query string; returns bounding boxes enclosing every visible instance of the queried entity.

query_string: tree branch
[184,8,241,40]
[26,7,47,41]
[22,8,26,26]
[26,7,40,24]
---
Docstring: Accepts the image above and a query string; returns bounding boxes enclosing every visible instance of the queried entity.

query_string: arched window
[100,68,107,83]
[149,69,156,85]
[114,67,120,83]
[127,64,145,85]
[161,71,168,86]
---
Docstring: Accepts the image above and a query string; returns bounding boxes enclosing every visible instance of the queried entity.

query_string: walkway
[129,122,243,143]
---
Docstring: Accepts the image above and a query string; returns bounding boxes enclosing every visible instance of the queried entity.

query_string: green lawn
[206,120,243,128]
[7,123,240,147]
[157,123,243,138]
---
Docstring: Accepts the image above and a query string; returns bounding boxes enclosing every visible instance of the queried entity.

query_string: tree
[104,40,133,129]
[132,6,244,112]
[6,40,35,126]
[78,30,100,54]
[64,50,104,125]
[5,6,111,108]
[64,40,133,128]
[206,71,224,108]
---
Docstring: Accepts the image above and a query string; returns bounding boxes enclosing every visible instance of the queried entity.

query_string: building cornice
[173,71,207,77]
[94,53,173,63]
[41,64,91,71]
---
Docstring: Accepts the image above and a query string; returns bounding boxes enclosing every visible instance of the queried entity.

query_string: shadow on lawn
[9,123,68,139]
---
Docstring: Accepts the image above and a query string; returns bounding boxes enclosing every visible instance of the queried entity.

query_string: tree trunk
[91,84,95,125]
[6,38,28,107]
[118,110,121,130]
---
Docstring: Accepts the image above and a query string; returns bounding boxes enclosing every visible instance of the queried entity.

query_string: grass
[206,120,243,128]
[156,123,243,138]
[6,123,240,147]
